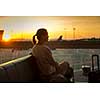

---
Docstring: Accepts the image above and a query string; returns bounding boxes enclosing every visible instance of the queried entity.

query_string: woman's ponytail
[32,35,36,45]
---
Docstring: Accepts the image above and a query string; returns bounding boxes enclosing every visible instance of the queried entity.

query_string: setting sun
[0,16,100,40]
[3,34,11,41]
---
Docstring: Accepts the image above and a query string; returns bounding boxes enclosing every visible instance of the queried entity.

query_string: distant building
[0,30,4,41]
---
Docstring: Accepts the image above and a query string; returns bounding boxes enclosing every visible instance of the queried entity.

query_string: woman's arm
[44,46,59,71]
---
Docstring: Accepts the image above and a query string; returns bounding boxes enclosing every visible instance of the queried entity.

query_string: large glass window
[52,49,100,71]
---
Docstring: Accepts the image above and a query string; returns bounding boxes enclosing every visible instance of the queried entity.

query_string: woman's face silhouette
[37,29,49,44]
[41,32,49,43]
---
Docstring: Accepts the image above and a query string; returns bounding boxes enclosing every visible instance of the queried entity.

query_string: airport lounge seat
[0,54,74,83]
[0,55,40,82]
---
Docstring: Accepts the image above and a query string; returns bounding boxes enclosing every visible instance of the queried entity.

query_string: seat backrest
[13,55,39,82]
[0,55,40,82]
[2,63,18,82]
[0,67,9,82]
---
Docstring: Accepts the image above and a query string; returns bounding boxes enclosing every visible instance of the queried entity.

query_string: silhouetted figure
[32,28,73,82]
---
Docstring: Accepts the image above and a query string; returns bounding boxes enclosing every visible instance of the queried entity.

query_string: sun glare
[3,34,11,41]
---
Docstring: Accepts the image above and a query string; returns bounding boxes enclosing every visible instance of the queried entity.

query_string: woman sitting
[32,28,74,82]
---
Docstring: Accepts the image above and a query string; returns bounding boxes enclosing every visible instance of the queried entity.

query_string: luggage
[88,54,100,83]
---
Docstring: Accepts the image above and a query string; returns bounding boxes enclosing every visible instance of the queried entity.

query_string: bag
[88,54,100,83]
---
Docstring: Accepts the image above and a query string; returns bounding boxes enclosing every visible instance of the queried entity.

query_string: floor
[74,70,88,83]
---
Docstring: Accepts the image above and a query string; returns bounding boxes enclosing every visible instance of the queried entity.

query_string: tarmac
[74,70,88,83]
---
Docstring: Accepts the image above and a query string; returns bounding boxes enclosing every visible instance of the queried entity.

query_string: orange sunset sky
[0,16,100,41]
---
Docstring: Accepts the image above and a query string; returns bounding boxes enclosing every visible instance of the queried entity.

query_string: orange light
[3,34,11,42]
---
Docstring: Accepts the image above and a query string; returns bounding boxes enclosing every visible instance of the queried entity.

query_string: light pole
[73,28,76,40]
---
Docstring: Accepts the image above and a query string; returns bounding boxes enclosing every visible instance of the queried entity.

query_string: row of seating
[0,54,74,83]
[0,55,39,82]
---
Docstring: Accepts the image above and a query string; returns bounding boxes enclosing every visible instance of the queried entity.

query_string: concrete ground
[74,70,88,83]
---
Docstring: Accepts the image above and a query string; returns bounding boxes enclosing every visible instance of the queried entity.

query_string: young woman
[32,28,73,82]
